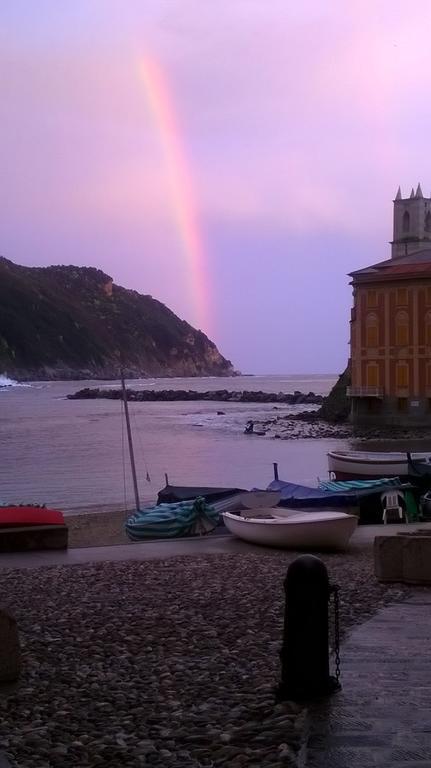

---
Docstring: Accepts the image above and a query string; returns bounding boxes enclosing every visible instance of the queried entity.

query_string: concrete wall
[350,395,431,426]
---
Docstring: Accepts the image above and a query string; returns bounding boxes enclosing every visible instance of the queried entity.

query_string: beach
[1,374,428,766]
[0,541,410,768]
[66,506,141,548]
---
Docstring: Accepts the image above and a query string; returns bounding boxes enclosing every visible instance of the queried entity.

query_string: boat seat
[380,490,405,524]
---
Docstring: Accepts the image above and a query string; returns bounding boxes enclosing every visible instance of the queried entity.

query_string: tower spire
[416,182,423,198]
[410,188,415,198]
[395,186,402,200]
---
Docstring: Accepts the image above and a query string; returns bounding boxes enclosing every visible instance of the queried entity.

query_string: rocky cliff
[0,257,235,380]
[316,365,351,422]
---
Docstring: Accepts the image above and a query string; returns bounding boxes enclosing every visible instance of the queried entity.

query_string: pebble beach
[0,546,410,768]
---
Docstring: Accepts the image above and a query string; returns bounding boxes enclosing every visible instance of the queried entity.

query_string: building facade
[349,185,431,425]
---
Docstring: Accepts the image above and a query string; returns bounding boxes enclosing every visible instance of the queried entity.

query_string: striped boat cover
[318,477,402,492]
[125,497,219,540]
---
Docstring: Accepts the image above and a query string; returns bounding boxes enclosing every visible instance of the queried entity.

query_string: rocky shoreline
[250,411,431,441]
[67,388,324,405]
[0,549,410,768]
[66,385,431,441]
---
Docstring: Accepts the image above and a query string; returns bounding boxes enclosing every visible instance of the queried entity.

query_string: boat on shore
[267,470,416,524]
[0,505,68,551]
[125,497,220,540]
[328,449,431,481]
[0,505,65,527]
[157,483,247,506]
[222,510,357,550]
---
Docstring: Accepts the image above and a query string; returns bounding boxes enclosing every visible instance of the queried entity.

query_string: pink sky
[1,1,431,373]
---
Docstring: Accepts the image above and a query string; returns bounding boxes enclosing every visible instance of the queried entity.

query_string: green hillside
[0,257,234,380]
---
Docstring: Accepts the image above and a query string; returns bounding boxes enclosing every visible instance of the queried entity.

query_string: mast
[120,370,141,511]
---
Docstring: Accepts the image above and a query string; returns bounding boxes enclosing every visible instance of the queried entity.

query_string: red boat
[0,506,65,528]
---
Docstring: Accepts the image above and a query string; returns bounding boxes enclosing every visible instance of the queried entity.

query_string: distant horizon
[1,370,340,384]
[2,1,428,373]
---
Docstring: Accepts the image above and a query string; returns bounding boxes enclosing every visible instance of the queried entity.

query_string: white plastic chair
[380,490,405,524]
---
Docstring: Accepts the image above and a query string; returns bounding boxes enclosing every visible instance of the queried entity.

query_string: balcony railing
[346,386,384,398]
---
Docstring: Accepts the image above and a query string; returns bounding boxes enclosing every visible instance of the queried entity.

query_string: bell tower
[391,183,431,258]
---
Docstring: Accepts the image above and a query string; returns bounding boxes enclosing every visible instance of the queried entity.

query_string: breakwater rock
[250,415,353,440]
[67,387,324,405]
[251,412,431,441]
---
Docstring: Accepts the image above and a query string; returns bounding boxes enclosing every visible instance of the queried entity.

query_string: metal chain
[330,584,341,683]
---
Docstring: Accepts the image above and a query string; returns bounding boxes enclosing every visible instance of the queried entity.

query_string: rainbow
[140,54,210,333]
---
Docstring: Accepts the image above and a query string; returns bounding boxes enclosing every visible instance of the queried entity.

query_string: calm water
[1,373,346,512]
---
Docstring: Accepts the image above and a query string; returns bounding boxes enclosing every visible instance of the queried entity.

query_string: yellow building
[349,184,431,425]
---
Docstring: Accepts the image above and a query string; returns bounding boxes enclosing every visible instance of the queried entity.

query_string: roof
[350,248,431,282]
[380,263,431,275]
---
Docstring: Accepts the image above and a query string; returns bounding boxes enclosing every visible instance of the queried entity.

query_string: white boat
[222,510,357,551]
[328,450,431,480]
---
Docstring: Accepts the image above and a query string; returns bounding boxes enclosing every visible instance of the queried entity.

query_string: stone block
[0,525,68,552]
[402,536,431,584]
[375,533,431,585]
[374,535,405,582]
[0,610,20,683]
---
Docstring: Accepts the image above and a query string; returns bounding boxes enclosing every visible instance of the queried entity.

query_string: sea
[0,373,350,513]
[4,371,429,515]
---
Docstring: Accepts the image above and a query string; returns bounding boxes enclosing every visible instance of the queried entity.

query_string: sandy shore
[64,497,156,548]
[66,507,134,548]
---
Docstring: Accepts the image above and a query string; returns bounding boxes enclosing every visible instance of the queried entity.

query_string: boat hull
[328,450,431,480]
[0,506,65,527]
[222,511,357,551]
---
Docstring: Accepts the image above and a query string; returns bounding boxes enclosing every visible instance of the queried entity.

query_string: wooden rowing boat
[327,449,431,480]
[222,510,357,550]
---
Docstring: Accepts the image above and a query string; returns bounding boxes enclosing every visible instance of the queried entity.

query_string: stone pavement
[0,532,271,570]
[0,521,429,571]
[306,593,431,768]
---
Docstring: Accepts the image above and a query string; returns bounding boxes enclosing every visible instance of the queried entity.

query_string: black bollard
[277,554,340,702]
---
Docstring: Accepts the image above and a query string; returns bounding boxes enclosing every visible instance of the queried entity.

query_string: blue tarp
[267,479,357,508]
[267,477,406,509]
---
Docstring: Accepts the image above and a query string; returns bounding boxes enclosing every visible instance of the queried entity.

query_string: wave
[0,374,32,389]
[0,374,17,388]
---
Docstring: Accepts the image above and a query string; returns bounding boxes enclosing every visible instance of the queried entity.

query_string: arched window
[395,311,409,346]
[426,211,431,232]
[396,362,409,388]
[366,313,378,347]
[402,210,410,233]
